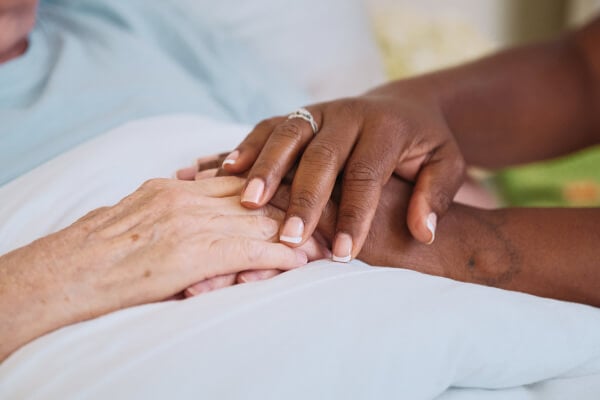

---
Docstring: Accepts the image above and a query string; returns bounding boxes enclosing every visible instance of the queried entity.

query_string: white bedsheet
[1,114,599,399]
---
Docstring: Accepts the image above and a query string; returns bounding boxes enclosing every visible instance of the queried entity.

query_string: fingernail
[241,178,264,205]
[222,150,239,167]
[280,216,304,244]
[332,233,353,263]
[426,212,437,244]
[239,273,258,283]
[294,250,308,266]
[184,286,201,297]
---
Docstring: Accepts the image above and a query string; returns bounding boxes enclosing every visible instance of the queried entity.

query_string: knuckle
[257,217,279,239]
[304,141,338,167]
[453,154,467,178]
[290,188,321,210]
[79,206,109,222]
[334,98,362,117]
[160,210,186,231]
[344,160,381,188]
[434,189,454,212]
[140,178,167,191]
[338,203,370,225]
[155,187,186,206]
[244,241,266,265]
[256,117,279,131]
[251,157,282,179]
[274,121,305,142]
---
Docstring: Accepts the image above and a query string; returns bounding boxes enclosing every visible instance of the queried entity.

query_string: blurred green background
[369,0,600,207]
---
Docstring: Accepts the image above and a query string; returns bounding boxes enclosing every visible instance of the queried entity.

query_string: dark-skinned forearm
[430,206,600,306]
[374,18,600,169]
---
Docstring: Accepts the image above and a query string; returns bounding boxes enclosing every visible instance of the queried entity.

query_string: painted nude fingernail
[332,233,353,263]
[280,216,304,244]
[184,285,205,297]
[222,150,239,167]
[426,212,437,245]
[241,178,264,205]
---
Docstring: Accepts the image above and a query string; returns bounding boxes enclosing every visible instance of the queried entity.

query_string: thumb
[406,145,465,244]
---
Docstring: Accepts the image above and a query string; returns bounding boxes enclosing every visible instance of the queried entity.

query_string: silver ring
[287,107,319,135]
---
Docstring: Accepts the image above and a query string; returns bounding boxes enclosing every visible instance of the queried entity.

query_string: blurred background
[365,0,600,207]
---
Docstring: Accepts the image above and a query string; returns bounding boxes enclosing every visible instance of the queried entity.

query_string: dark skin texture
[277,177,600,307]
[201,17,600,264]
[181,169,600,308]
[183,17,600,306]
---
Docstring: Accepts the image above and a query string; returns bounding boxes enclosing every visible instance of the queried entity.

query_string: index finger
[277,116,360,247]
[240,107,323,209]
[332,130,400,262]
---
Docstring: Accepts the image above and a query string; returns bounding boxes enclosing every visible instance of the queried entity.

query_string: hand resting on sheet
[0,176,329,362]
[183,162,600,310]
[181,17,600,308]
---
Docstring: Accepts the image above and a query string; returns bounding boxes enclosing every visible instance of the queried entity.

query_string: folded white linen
[1,115,599,399]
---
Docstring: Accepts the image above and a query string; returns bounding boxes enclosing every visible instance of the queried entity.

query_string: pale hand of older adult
[0,177,328,362]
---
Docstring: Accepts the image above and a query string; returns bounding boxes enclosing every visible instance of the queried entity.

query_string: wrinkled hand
[187,82,465,263]
[0,176,332,358]
[5,177,328,320]
[178,171,330,297]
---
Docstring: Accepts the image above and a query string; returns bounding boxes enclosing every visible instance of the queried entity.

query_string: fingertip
[408,211,437,244]
[425,212,437,245]
[176,166,197,181]
[332,232,353,263]
[294,249,308,266]
[279,216,305,245]
[184,284,207,297]
[222,150,249,173]
[221,150,239,167]
[240,178,265,207]
[223,148,258,174]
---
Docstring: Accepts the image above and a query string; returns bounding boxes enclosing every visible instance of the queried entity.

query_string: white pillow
[1,115,600,400]
[174,0,386,102]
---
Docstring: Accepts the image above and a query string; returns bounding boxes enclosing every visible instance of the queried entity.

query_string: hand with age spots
[0,176,329,361]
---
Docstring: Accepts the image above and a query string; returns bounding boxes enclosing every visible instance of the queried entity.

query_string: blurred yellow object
[371,6,496,80]
[371,5,600,208]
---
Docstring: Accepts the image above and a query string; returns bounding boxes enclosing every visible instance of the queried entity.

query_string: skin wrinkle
[2,3,600,363]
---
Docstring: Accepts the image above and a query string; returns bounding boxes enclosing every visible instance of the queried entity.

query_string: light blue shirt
[0,0,308,185]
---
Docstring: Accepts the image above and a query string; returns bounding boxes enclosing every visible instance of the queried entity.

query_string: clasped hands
[179,83,465,294]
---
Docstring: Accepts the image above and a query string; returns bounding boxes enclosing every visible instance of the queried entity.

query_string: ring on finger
[287,107,319,135]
